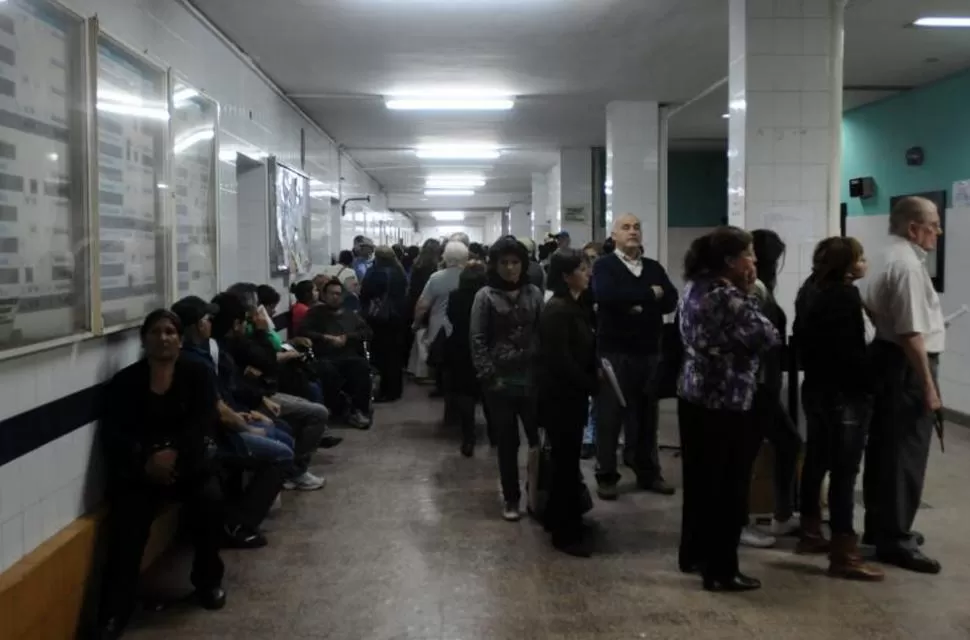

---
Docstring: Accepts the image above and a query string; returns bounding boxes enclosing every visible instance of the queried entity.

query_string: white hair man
[413,241,469,396]
[448,232,471,247]
[862,195,943,575]
[591,213,678,500]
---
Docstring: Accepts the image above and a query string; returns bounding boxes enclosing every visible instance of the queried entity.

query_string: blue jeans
[238,423,295,465]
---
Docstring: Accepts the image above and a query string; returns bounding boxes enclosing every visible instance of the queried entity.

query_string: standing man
[592,213,678,500]
[353,236,376,281]
[555,231,571,251]
[863,196,944,574]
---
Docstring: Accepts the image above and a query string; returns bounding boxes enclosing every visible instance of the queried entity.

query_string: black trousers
[863,342,938,552]
[678,399,753,579]
[800,387,871,535]
[452,393,478,446]
[596,353,661,485]
[217,450,287,531]
[370,320,405,400]
[485,388,539,504]
[98,474,225,627]
[315,356,373,414]
[745,386,801,522]
[541,394,587,543]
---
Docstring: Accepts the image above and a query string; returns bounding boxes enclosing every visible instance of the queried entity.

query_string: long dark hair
[547,249,586,298]
[810,236,864,286]
[374,245,406,277]
[414,238,442,271]
[487,237,530,290]
[458,263,488,292]
[751,229,786,292]
[683,226,753,281]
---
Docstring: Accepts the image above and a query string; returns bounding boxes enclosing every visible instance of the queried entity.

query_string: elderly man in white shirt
[862,195,943,575]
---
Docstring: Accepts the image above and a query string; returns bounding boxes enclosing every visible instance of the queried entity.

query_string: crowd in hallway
[92,194,946,638]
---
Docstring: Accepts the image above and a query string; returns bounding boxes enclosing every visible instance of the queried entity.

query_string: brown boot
[795,516,829,554]
[828,533,884,581]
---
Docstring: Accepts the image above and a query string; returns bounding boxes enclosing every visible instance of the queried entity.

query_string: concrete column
[509,202,531,239]
[558,148,593,247]
[531,172,549,241]
[728,0,845,315]
[606,101,660,258]
[546,163,561,241]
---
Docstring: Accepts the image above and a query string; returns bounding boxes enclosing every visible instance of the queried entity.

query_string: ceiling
[192,0,970,215]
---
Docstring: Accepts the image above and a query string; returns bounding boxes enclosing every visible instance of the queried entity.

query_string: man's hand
[325,334,348,347]
[926,386,943,412]
[252,306,272,331]
[651,285,664,300]
[246,425,267,437]
[289,337,311,349]
[630,305,643,315]
[249,410,274,426]
[243,365,263,378]
[145,448,178,485]
[277,350,301,362]
[263,398,282,416]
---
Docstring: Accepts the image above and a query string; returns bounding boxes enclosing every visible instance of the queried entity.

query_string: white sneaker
[770,515,801,537]
[502,502,521,522]
[284,471,326,491]
[740,526,776,548]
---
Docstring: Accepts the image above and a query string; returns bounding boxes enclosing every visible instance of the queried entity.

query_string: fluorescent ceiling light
[174,128,215,154]
[311,190,337,199]
[912,16,970,27]
[435,225,466,235]
[721,113,730,119]
[426,178,486,188]
[386,97,514,111]
[415,145,501,160]
[431,211,466,221]
[425,189,474,196]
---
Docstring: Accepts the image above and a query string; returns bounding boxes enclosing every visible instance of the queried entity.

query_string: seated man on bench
[97,310,226,639]
[300,278,374,429]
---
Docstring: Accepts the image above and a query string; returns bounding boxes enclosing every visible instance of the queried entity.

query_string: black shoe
[876,548,941,574]
[638,478,676,496]
[703,573,762,592]
[460,442,475,457]
[319,434,344,449]
[580,443,596,460]
[863,530,926,547]
[596,483,619,501]
[195,587,227,610]
[223,524,267,549]
[552,535,592,558]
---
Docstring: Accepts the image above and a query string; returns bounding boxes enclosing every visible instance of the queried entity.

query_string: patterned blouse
[677,278,780,412]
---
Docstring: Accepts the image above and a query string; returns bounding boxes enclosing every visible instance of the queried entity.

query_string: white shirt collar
[892,234,927,262]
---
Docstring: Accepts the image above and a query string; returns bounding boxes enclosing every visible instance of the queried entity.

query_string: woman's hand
[289,337,312,349]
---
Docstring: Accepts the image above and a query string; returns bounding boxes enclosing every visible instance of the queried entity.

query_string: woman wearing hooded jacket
[470,237,544,522]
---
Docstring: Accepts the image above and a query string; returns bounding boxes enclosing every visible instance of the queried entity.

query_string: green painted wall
[668,150,727,227]
[842,69,970,215]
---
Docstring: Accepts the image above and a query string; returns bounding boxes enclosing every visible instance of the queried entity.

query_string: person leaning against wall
[861,195,944,575]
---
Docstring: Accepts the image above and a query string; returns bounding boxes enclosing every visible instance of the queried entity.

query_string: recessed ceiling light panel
[424,189,475,196]
[912,16,970,27]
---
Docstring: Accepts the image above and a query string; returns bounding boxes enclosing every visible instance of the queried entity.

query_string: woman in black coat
[445,264,489,456]
[360,246,409,402]
[537,249,598,557]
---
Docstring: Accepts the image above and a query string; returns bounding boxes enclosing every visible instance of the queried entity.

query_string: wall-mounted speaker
[849,177,875,199]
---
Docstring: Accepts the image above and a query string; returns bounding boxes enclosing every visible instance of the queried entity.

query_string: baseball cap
[171,295,219,327]
[555,230,570,239]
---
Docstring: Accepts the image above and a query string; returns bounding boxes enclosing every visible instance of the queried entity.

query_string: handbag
[527,428,594,519]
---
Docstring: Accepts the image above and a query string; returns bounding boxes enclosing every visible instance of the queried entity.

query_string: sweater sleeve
[469,288,496,382]
[591,257,635,313]
[651,262,678,315]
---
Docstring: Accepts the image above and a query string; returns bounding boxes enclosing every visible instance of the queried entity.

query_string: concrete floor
[127,385,970,639]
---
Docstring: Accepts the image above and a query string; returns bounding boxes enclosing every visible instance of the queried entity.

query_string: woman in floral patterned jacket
[676,226,780,593]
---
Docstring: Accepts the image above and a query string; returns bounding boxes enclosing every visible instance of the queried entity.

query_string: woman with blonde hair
[793,236,882,581]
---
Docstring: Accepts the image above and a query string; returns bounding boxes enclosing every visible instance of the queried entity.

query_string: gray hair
[442,241,469,267]
[448,232,470,247]
[889,196,933,237]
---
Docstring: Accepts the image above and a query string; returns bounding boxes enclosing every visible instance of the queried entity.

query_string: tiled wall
[559,149,594,246]
[0,0,392,573]
[531,172,549,241]
[605,101,660,258]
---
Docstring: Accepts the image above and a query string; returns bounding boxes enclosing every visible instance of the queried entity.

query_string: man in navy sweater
[592,213,678,500]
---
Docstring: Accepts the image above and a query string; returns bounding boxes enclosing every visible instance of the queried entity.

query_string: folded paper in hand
[600,358,626,408]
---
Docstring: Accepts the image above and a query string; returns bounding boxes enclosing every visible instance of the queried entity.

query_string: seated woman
[97,310,226,639]
[290,279,317,333]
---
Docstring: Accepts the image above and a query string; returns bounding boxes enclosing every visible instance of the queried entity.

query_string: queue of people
[94,195,945,637]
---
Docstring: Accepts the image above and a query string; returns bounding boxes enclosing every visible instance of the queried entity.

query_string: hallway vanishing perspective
[126,386,970,640]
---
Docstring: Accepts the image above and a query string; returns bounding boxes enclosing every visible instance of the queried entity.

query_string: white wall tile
[773,128,802,163]
[1,514,24,572]
[772,19,804,55]
[802,19,831,55]
[800,92,832,128]
[0,459,22,525]
[22,501,44,556]
[773,92,802,127]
